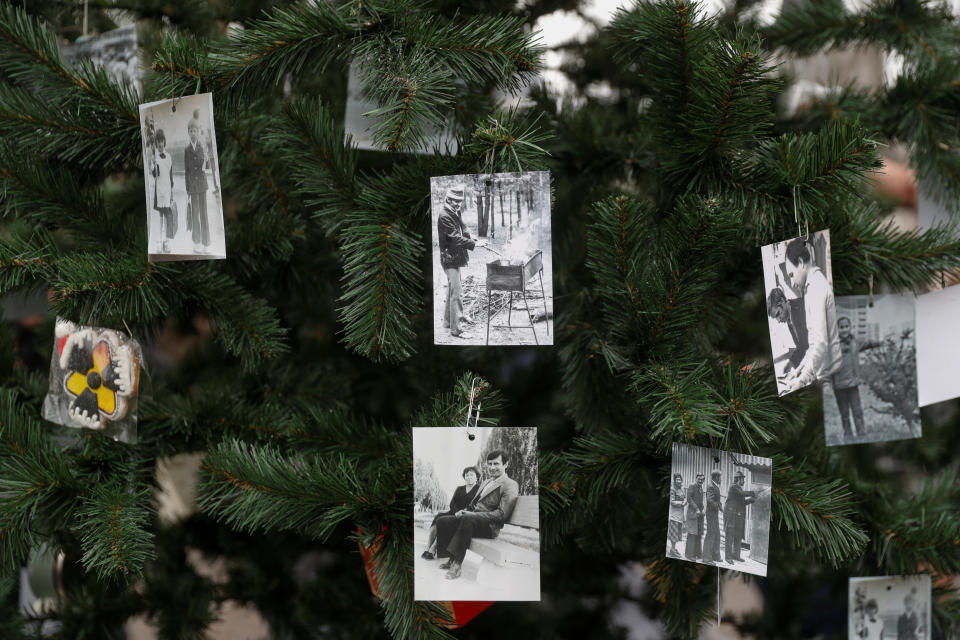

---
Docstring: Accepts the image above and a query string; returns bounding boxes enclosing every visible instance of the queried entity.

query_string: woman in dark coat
[421,466,480,560]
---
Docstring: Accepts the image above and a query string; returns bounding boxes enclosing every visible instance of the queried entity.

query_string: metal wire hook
[792,184,801,239]
[464,378,482,440]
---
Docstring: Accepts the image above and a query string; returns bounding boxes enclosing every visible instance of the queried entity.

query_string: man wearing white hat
[438,187,478,339]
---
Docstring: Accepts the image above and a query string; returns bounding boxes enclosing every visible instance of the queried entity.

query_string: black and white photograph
[667,443,772,577]
[917,285,960,407]
[413,426,539,601]
[761,230,842,396]
[61,25,140,93]
[849,575,931,640]
[430,171,553,346]
[822,294,920,446]
[344,64,458,153]
[139,93,226,261]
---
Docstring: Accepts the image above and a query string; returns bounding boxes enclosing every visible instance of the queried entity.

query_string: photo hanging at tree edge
[0,1,959,639]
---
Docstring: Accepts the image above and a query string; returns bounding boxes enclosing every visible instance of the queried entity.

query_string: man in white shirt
[781,238,842,394]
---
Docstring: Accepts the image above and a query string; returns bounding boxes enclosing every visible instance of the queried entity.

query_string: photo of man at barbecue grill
[430,171,554,346]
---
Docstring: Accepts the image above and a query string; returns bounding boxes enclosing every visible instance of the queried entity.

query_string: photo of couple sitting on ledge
[413,426,540,601]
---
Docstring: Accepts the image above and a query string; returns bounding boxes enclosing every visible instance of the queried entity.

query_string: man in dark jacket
[184,118,209,252]
[434,449,519,580]
[703,471,723,563]
[684,473,705,560]
[438,188,477,338]
[723,470,757,564]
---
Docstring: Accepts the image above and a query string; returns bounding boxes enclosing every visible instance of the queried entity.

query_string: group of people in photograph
[668,470,756,567]
[854,592,925,639]
[147,109,216,254]
[766,236,842,396]
[420,450,519,581]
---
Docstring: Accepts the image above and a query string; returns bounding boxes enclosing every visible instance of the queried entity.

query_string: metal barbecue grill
[485,250,549,345]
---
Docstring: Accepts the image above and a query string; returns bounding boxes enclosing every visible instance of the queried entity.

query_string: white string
[717,566,721,626]
[465,378,481,439]
[792,185,801,239]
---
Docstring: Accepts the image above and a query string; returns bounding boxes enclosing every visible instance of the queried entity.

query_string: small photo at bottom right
[849,575,930,640]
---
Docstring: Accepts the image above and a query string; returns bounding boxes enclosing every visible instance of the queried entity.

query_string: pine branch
[728,121,882,242]
[557,292,637,432]
[644,558,718,640]
[764,0,958,61]
[77,482,155,581]
[711,361,780,452]
[461,108,552,174]
[0,151,137,247]
[666,29,779,191]
[198,440,375,540]
[361,527,457,640]
[350,41,456,152]
[0,229,59,294]
[208,2,355,97]
[48,251,175,327]
[639,198,739,356]
[632,362,726,447]
[830,202,960,292]
[179,266,290,371]
[0,84,139,170]
[269,97,359,235]
[406,372,504,428]
[0,4,140,117]
[398,12,543,92]
[772,456,868,568]
[337,213,423,362]
[537,452,576,547]
[0,389,81,572]
[287,407,398,461]
[609,0,715,128]
[867,471,960,574]
[563,430,649,503]
[584,195,651,347]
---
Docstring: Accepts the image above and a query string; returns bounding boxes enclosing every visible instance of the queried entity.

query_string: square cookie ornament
[42,319,142,443]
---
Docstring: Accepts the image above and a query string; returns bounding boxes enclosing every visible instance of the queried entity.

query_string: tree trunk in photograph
[516,189,522,227]
[485,181,494,240]
[476,191,487,237]
[499,183,505,229]
[508,187,513,240]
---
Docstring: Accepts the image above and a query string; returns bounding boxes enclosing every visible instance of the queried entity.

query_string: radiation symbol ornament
[43,318,142,442]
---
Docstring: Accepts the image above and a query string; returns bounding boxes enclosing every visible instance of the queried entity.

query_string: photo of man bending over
[432,449,519,580]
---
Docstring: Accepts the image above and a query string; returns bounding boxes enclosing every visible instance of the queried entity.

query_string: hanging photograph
[430,171,553,346]
[61,24,141,93]
[413,426,539,601]
[139,93,226,261]
[761,230,841,396]
[917,285,960,407]
[42,318,142,443]
[667,443,772,577]
[344,63,458,154]
[849,575,931,640]
[822,294,920,446]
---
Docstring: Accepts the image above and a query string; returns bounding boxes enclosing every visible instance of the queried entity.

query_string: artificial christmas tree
[1,1,959,638]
